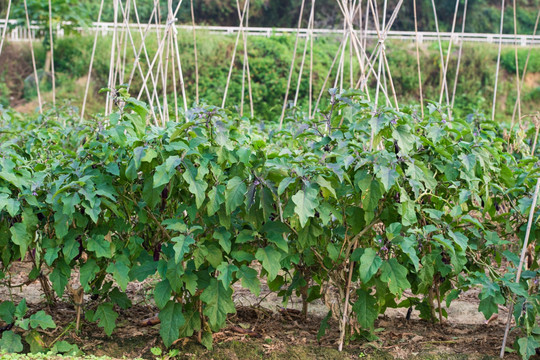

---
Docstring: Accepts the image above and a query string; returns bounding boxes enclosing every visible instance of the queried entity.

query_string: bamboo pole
[105,0,119,116]
[222,0,249,109]
[511,0,521,125]
[0,0,12,57]
[451,0,468,109]
[511,10,540,125]
[80,0,105,122]
[48,0,55,107]
[294,0,314,107]
[279,0,307,129]
[439,0,460,106]
[190,0,199,104]
[23,0,42,114]
[492,0,506,121]
[413,0,424,116]
[309,0,316,117]
[500,176,540,358]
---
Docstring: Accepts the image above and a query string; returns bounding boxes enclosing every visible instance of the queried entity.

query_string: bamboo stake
[413,0,424,116]
[451,0,468,109]
[222,0,249,109]
[309,0,316,117]
[136,0,183,103]
[190,0,199,104]
[80,0,105,122]
[118,0,160,125]
[128,0,160,124]
[162,0,174,125]
[439,0,460,106]
[511,10,540,125]
[375,0,387,106]
[294,0,315,107]
[499,176,540,358]
[171,31,178,122]
[235,0,254,117]
[492,0,506,121]
[48,0,55,107]
[312,37,345,118]
[23,0,42,114]
[429,0,450,109]
[511,0,521,126]
[0,0,12,57]
[172,22,189,114]
[106,0,119,116]
[279,0,307,129]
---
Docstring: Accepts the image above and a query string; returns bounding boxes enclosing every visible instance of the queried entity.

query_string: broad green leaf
[79,259,99,291]
[216,263,238,288]
[0,331,23,353]
[380,259,411,295]
[517,336,539,360]
[0,301,15,324]
[361,180,382,213]
[213,228,232,254]
[316,176,336,198]
[459,153,476,173]
[278,177,295,195]
[292,186,319,228]
[44,247,60,266]
[201,279,236,331]
[25,330,45,354]
[359,248,382,283]
[109,288,131,310]
[49,259,70,297]
[398,200,417,227]
[173,235,195,263]
[0,194,19,217]
[392,125,414,154]
[237,265,260,296]
[10,223,31,259]
[448,231,468,251]
[478,295,503,319]
[106,261,130,292]
[255,246,282,281]
[225,177,247,214]
[29,311,56,330]
[87,235,112,258]
[154,280,172,309]
[207,185,225,216]
[153,156,181,188]
[183,168,208,209]
[62,237,80,262]
[94,303,118,336]
[395,235,420,271]
[159,300,185,348]
[377,167,399,192]
[353,289,378,329]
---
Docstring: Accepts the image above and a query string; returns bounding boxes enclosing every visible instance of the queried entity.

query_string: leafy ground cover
[0,90,539,358]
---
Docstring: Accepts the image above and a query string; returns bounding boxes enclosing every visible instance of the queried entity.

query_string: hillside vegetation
[0,32,538,121]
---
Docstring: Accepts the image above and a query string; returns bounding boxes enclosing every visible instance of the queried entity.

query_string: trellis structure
[0,0,539,129]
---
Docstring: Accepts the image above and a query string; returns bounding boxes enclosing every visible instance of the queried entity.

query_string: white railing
[1,19,539,46]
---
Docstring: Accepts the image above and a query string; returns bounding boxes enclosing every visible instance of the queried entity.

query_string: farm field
[1,0,540,359]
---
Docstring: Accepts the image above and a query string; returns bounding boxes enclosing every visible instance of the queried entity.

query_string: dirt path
[0,262,525,359]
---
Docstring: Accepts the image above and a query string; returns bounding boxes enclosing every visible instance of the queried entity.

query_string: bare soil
[0,262,532,359]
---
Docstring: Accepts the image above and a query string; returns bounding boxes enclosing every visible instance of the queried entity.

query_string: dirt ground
[0,262,533,360]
